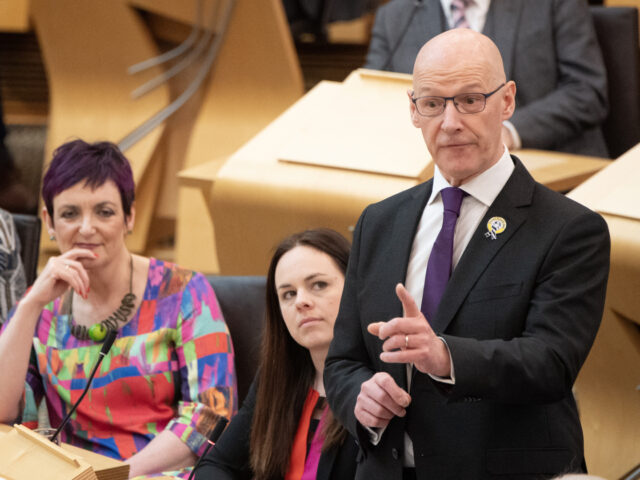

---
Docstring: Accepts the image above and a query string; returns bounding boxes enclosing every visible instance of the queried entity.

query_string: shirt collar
[429,146,515,207]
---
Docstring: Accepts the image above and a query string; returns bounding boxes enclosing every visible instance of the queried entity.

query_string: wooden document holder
[0,425,97,480]
[0,424,129,480]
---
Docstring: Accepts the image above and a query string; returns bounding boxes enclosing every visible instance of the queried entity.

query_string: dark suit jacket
[195,379,357,480]
[364,0,610,157]
[324,157,610,479]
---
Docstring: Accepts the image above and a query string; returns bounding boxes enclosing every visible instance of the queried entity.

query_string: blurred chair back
[207,275,266,406]
[590,6,640,158]
[11,213,41,286]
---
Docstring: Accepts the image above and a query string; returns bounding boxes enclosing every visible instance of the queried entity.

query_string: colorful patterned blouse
[2,258,236,478]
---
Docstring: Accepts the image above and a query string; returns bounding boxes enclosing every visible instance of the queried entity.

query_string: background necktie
[450,0,472,29]
[420,187,466,321]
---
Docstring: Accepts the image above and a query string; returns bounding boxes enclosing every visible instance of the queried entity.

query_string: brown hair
[250,228,351,480]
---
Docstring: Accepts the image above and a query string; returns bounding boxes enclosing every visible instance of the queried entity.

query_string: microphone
[50,329,118,444]
[187,416,229,480]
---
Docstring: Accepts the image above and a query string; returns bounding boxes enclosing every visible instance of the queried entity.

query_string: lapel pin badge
[484,216,507,240]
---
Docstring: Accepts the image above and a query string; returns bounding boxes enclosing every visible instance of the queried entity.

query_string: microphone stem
[50,351,107,444]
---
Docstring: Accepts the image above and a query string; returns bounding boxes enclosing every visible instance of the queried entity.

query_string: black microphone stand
[49,329,118,444]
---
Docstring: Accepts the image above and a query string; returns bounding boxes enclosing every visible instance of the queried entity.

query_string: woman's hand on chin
[25,248,97,309]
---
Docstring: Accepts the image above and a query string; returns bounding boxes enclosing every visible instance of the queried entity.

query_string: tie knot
[440,187,466,215]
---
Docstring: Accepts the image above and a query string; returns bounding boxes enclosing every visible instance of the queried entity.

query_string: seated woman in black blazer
[196,228,356,480]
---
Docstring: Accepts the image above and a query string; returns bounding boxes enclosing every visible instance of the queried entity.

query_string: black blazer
[195,379,357,480]
[365,0,609,157]
[324,157,610,479]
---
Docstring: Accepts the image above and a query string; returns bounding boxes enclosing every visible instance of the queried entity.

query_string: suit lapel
[385,181,432,387]
[483,0,524,79]
[416,1,448,44]
[431,157,535,334]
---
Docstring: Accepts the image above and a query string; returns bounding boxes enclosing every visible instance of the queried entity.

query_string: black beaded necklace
[67,255,137,342]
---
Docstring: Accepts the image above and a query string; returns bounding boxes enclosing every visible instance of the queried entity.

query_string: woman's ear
[125,202,136,234]
[42,205,55,239]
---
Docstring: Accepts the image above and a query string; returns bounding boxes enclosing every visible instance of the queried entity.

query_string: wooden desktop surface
[179,70,609,275]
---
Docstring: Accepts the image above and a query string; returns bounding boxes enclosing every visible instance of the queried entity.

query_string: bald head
[407,28,517,186]
[413,29,506,93]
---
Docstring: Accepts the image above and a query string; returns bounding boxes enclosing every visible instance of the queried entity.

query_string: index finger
[367,322,384,336]
[396,283,421,318]
[62,248,99,261]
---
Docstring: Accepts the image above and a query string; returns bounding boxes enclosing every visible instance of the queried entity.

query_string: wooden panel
[605,0,640,8]
[0,32,49,124]
[175,0,304,273]
[0,0,30,32]
[30,0,169,255]
[568,143,640,479]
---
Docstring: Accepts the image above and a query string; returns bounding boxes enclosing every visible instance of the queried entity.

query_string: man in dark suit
[364,0,609,157]
[324,29,610,479]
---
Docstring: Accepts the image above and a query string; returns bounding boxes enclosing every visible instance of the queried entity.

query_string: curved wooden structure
[174,0,304,272]
[29,0,303,269]
[0,0,30,32]
[31,0,168,254]
[568,144,640,480]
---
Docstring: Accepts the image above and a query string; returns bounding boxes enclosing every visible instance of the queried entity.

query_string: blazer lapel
[431,157,535,334]
[384,181,432,387]
[415,0,448,45]
[483,0,524,79]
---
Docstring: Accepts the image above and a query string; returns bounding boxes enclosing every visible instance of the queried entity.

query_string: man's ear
[501,80,517,121]
[408,89,421,127]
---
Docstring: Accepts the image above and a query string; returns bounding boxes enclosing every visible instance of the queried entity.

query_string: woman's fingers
[56,259,89,298]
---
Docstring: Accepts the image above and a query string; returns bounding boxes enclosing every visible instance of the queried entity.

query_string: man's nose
[441,100,463,132]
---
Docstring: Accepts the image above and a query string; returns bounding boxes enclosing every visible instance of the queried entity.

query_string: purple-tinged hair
[42,139,135,219]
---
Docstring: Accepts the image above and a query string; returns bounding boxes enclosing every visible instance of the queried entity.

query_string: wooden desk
[567,144,640,480]
[179,70,609,275]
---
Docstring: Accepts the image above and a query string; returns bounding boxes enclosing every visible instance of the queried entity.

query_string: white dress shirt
[405,146,514,308]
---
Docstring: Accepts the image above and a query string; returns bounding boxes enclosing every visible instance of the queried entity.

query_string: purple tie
[421,187,466,321]
[451,0,472,29]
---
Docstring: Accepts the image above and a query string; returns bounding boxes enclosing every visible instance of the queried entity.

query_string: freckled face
[275,246,345,355]
[46,180,133,268]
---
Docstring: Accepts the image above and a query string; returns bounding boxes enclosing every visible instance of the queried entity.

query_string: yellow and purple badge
[484,216,507,240]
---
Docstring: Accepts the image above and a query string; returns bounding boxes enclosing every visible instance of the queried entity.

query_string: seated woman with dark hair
[0,140,236,479]
[196,228,356,480]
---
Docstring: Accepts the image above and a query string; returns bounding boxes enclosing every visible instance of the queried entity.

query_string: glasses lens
[417,97,445,116]
[454,94,486,113]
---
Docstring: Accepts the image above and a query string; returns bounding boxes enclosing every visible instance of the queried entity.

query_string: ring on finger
[64,263,71,270]
[405,334,409,349]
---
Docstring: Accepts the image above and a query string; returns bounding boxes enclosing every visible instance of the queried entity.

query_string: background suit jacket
[324,157,610,479]
[364,0,610,157]
[196,378,358,480]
